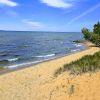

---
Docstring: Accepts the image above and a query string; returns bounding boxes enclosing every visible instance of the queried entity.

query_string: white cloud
[22,20,45,28]
[0,0,18,7]
[67,3,100,25]
[40,0,73,8]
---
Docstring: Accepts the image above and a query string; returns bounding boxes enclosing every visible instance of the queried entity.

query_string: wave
[0,60,8,63]
[74,44,82,47]
[7,58,19,62]
[7,60,45,68]
[0,54,19,57]
[34,54,55,58]
[0,58,19,63]
[71,49,80,52]
[6,49,84,69]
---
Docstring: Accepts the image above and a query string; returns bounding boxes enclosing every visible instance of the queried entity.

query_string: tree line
[82,22,100,47]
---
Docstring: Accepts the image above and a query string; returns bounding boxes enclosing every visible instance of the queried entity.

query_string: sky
[0,0,100,32]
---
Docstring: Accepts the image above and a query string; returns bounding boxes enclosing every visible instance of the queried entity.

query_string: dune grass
[55,51,100,76]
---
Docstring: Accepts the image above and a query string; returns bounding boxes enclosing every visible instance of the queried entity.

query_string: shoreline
[0,49,85,75]
[0,42,87,75]
[0,41,100,100]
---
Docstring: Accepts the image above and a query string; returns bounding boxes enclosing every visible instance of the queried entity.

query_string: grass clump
[55,51,100,76]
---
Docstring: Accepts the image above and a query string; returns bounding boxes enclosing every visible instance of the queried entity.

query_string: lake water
[0,31,85,69]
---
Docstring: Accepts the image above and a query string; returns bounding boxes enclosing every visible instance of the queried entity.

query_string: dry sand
[0,42,100,100]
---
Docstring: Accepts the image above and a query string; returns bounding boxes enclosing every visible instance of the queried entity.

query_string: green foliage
[91,33,100,46]
[93,22,100,35]
[82,28,89,34]
[55,51,100,76]
[82,22,100,47]
[81,28,90,40]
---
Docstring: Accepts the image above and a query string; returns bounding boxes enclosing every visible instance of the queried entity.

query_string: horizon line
[0,30,81,33]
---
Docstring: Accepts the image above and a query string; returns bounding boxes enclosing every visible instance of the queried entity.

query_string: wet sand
[0,42,100,100]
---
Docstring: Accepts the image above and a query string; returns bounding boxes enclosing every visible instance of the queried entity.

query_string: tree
[82,28,90,40]
[82,22,100,47]
[93,22,100,35]
[82,28,89,34]
[92,34,100,46]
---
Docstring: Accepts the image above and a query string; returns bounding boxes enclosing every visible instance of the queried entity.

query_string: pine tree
[93,22,100,34]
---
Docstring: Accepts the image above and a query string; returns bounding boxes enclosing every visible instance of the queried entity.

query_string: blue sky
[0,0,100,31]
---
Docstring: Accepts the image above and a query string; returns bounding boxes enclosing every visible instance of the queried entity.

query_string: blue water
[0,31,85,68]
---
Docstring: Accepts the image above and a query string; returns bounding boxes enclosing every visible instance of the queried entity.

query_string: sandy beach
[0,42,100,100]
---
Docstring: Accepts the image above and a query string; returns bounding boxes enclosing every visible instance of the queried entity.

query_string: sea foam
[35,54,55,58]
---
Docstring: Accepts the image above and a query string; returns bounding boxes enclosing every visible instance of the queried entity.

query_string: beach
[0,42,100,100]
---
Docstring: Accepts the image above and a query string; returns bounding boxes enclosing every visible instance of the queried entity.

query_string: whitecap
[71,49,80,52]
[35,54,55,58]
[7,60,42,68]
[7,58,19,62]
[74,44,82,47]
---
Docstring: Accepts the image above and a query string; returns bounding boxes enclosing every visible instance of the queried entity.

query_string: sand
[0,42,100,100]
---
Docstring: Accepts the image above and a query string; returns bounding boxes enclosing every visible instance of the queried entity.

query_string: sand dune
[0,42,100,100]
